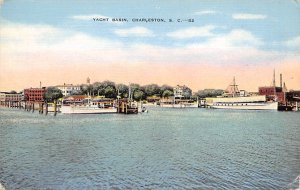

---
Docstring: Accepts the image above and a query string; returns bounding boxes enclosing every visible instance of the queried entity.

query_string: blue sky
[1,0,300,51]
[0,0,299,91]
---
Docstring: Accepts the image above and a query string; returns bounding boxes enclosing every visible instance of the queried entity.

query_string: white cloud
[211,29,263,47]
[194,10,217,15]
[284,36,300,48]
[166,25,216,39]
[0,22,284,73]
[232,13,267,20]
[114,27,154,37]
[0,22,63,42]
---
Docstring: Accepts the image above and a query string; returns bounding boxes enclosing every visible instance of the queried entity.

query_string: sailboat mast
[128,83,131,101]
[233,77,236,97]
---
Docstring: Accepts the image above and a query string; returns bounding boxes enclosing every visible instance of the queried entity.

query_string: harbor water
[0,107,299,189]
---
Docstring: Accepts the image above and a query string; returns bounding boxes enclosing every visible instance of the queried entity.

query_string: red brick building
[24,88,46,102]
[258,86,285,104]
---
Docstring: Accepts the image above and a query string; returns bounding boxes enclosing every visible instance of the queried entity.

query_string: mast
[128,83,131,101]
[233,77,236,97]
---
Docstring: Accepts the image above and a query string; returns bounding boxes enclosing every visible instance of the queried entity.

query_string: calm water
[0,107,299,190]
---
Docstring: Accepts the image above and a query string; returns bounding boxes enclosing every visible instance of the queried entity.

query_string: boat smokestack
[280,73,282,88]
[272,69,276,87]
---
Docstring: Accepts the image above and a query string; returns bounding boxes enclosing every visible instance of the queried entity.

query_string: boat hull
[208,102,278,110]
[61,106,117,114]
[160,103,198,108]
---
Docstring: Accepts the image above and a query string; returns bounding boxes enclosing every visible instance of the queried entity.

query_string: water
[0,107,299,190]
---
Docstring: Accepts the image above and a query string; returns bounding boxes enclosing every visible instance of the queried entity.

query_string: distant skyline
[0,0,299,91]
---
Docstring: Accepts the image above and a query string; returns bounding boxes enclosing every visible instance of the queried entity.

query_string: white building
[0,92,23,102]
[173,85,192,99]
[56,83,81,97]
[173,85,184,98]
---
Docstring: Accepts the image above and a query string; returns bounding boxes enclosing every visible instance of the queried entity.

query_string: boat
[61,98,117,114]
[159,99,199,108]
[206,77,278,110]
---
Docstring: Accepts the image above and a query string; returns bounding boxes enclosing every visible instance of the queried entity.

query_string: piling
[45,102,48,115]
[54,100,57,116]
[41,103,44,114]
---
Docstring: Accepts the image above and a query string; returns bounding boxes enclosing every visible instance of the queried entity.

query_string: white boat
[206,77,278,110]
[61,104,117,114]
[159,101,199,108]
[61,97,117,114]
[206,96,278,110]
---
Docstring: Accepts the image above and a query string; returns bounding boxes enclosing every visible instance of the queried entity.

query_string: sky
[0,0,300,92]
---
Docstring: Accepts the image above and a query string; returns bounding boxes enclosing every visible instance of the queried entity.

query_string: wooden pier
[117,99,138,114]
[0,100,59,115]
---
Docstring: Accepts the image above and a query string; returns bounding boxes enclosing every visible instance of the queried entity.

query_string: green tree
[162,90,173,98]
[182,86,192,98]
[160,85,173,92]
[44,87,63,103]
[116,83,128,98]
[133,90,145,101]
[70,90,84,95]
[92,81,116,97]
[80,84,93,95]
[104,86,117,98]
[143,84,161,97]
[195,89,224,98]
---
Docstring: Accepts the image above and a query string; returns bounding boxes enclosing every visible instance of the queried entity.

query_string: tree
[92,81,116,97]
[44,87,63,102]
[195,89,224,98]
[162,90,173,98]
[116,83,128,98]
[70,90,84,95]
[104,86,117,98]
[143,84,161,97]
[182,86,192,98]
[133,90,145,101]
[80,84,93,95]
[9,90,17,94]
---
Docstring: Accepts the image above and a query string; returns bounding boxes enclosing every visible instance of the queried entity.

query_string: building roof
[64,95,87,100]
[56,83,80,87]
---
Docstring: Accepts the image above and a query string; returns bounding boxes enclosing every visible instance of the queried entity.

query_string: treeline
[5,81,224,102]
[71,80,193,101]
[195,89,224,98]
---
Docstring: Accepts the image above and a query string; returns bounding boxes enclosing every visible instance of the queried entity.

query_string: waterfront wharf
[0,100,59,116]
[117,99,139,114]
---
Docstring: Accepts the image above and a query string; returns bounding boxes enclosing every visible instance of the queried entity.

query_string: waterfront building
[56,83,81,97]
[258,86,286,103]
[173,85,192,99]
[0,92,6,103]
[0,92,23,105]
[258,71,288,104]
[24,88,46,102]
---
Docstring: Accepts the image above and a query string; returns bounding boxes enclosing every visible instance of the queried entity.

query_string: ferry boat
[206,77,278,110]
[61,98,117,114]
